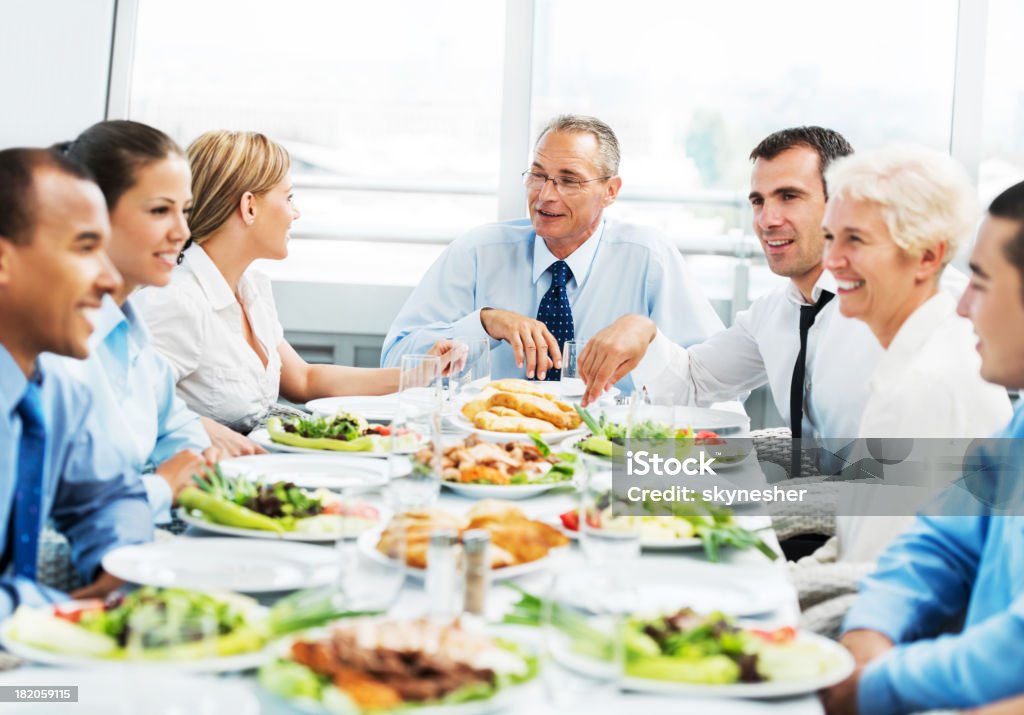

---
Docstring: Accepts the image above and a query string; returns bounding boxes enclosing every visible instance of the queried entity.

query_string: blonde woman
[821,144,1012,561]
[136,130,451,436]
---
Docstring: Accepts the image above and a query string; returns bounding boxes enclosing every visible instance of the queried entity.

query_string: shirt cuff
[630,330,680,390]
[842,591,920,644]
[858,651,902,715]
[452,309,498,347]
[142,474,173,525]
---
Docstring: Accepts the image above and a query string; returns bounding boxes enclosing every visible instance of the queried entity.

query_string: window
[531,0,959,239]
[129,0,506,241]
[980,0,1024,204]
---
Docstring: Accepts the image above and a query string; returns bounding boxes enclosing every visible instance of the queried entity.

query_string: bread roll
[473,410,557,433]
[488,392,580,430]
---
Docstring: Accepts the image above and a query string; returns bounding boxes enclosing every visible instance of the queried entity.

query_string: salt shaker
[462,529,490,616]
[426,528,463,621]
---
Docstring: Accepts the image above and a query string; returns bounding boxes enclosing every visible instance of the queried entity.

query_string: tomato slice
[559,509,580,532]
[750,626,797,643]
[53,599,104,623]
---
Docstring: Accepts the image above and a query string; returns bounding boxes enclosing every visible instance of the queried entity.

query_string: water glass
[398,354,442,421]
[560,339,585,397]
[336,516,406,614]
[388,411,441,508]
[578,463,641,565]
[125,599,218,662]
[543,567,627,707]
[448,338,492,398]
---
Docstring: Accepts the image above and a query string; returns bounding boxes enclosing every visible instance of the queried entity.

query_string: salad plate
[217,454,393,489]
[0,667,260,714]
[551,610,852,699]
[179,506,386,542]
[0,588,271,673]
[103,538,338,593]
[306,394,399,421]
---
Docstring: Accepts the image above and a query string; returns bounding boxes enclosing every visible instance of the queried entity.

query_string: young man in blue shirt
[822,179,1024,714]
[0,148,153,616]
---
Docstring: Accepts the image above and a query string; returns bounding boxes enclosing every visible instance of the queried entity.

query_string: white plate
[357,529,558,581]
[178,507,386,542]
[306,394,399,421]
[0,667,260,714]
[446,411,586,444]
[0,620,272,674]
[554,631,852,699]
[251,428,424,457]
[595,405,750,436]
[545,381,620,401]
[267,625,532,715]
[102,538,338,593]
[442,480,570,500]
[217,453,394,489]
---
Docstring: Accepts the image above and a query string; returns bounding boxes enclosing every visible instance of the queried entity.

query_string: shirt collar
[871,291,956,388]
[182,243,236,311]
[0,343,31,419]
[89,295,151,364]
[531,219,606,286]
[785,268,835,307]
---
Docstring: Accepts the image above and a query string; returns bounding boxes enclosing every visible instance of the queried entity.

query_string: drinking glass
[448,338,492,399]
[398,354,442,421]
[560,339,585,397]
[336,512,406,614]
[388,409,441,509]
[124,598,218,662]
[543,567,628,707]
[577,462,641,566]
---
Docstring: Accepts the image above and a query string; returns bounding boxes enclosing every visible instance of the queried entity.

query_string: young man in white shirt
[579,126,860,442]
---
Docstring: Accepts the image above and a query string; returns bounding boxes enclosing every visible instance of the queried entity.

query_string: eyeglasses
[521,170,611,196]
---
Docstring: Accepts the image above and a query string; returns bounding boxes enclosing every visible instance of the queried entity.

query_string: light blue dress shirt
[0,344,153,618]
[844,403,1024,713]
[381,218,725,392]
[61,296,210,523]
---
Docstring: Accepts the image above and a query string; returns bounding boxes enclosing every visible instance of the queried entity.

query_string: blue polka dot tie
[536,260,574,381]
[14,381,46,580]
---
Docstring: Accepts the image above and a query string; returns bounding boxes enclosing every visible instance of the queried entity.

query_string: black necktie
[789,290,834,439]
[536,260,574,381]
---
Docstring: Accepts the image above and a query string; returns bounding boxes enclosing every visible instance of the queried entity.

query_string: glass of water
[560,339,585,398]
[398,354,442,421]
[543,566,628,707]
[577,462,642,566]
[449,338,491,400]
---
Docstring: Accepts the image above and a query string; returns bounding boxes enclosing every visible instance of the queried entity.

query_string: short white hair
[825,144,978,265]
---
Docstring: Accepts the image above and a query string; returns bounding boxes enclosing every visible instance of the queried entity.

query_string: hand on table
[201,416,265,457]
[69,569,124,600]
[480,308,561,380]
[155,449,206,501]
[579,314,657,406]
[819,629,894,715]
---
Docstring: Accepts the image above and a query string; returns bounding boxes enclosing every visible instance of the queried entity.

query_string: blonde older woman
[820,144,1011,561]
[136,131,451,436]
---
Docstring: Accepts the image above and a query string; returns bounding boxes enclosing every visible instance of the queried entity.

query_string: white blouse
[134,244,284,434]
[838,290,1013,561]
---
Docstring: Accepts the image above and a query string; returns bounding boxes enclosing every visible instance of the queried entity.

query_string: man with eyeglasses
[381,114,723,386]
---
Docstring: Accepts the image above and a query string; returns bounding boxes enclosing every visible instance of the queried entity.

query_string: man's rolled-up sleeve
[0,577,69,620]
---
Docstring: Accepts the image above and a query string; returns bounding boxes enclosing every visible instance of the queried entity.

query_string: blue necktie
[13,381,46,580]
[536,260,574,381]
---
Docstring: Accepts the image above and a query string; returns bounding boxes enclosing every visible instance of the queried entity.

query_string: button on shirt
[844,405,1024,713]
[135,244,285,434]
[60,295,211,523]
[0,345,153,618]
[381,218,724,392]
